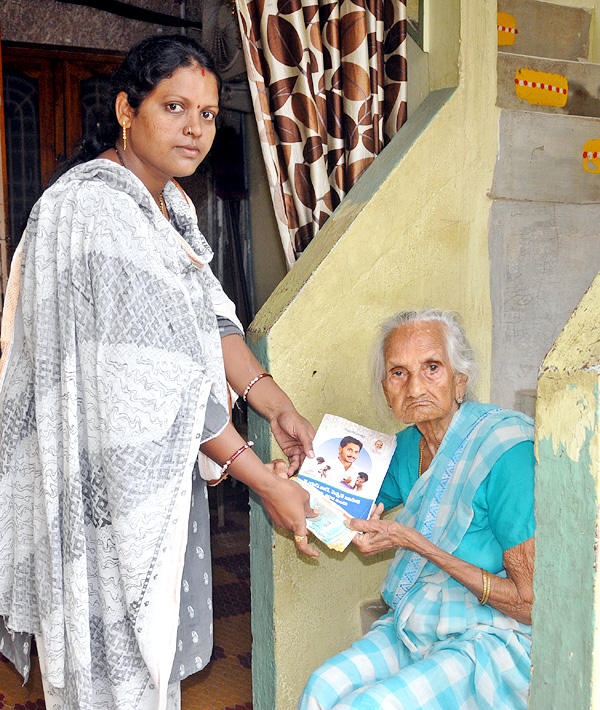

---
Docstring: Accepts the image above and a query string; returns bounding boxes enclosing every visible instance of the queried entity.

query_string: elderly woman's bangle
[220,441,254,478]
[479,569,491,605]
[242,373,273,401]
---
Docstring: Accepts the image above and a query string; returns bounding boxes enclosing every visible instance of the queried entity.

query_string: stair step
[498,0,591,62]
[498,51,600,117]
[491,109,600,203]
[489,199,600,411]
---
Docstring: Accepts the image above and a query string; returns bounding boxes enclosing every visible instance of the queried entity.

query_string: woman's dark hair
[51,34,220,182]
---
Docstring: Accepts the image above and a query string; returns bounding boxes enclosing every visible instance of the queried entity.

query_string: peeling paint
[536,376,597,461]
[531,262,600,710]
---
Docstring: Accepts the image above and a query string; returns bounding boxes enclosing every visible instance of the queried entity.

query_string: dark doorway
[2,43,123,258]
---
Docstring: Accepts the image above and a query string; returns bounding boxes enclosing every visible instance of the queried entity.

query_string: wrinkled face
[121,63,219,181]
[382,322,467,430]
[339,443,360,466]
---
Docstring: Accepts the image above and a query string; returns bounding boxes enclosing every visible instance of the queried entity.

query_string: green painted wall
[532,430,596,706]
[248,0,501,706]
[530,271,600,710]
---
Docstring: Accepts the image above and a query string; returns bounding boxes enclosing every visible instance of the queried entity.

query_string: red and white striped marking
[498,25,518,34]
[515,78,567,94]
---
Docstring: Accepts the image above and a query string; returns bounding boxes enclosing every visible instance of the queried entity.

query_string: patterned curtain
[236,0,407,268]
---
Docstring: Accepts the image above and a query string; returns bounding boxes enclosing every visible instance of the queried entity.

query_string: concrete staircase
[489,0,600,415]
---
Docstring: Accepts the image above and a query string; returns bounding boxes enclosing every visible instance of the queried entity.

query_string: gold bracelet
[479,569,491,605]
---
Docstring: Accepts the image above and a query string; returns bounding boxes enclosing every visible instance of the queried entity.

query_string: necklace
[418,438,424,477]
[114,146,168,219]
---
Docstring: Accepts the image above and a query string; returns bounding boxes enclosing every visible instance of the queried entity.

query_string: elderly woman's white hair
[371,308,479,415]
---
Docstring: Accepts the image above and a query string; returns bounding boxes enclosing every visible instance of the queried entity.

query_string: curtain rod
[55,0,202,29]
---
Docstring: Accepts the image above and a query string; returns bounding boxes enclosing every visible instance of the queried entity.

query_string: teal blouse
[377,425,536,573]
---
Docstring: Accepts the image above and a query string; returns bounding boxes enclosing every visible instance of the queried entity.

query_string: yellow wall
[543,0,600,61]
[248,0,499,705]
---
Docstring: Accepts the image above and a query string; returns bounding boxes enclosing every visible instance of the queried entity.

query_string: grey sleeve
[201,390,229,441]
[217,315,244,339]
[201,317,241,441]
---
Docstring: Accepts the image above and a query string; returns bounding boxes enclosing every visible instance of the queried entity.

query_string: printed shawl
[0,161,231,709]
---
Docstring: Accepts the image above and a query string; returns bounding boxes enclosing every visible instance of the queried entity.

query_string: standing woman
[0,35,316,710]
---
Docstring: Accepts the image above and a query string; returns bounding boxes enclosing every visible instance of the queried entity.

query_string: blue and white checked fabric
[299,606,531,710]
[299,403,534,710]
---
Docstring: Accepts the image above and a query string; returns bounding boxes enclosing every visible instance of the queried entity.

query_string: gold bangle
[479,569,491,605]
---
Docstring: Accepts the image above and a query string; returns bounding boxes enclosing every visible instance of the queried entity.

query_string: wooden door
[0,45,122,274]
[2,52,55,258]
[64,59,117,157]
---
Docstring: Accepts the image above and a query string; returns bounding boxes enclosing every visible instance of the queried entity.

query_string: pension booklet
[294,414,396,552]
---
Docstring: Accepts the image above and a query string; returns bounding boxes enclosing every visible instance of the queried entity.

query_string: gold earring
[122,122,127,151]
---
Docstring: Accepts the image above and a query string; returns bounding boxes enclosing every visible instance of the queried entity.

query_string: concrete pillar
[530,271,600,709]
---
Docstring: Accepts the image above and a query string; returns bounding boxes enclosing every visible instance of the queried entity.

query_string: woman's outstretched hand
[259,471,320,557]
[269,408,316,475]
[347,504,417,556]
[218,335,315,474]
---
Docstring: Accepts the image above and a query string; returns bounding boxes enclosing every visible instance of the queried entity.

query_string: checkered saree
[299,403,534,710]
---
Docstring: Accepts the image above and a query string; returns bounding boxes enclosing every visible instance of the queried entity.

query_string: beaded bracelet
[479,569,491,605]
[242,373,273,401]
[219,440,254,478]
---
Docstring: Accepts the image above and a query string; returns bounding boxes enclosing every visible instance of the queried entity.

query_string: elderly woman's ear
[383,382,392,409]
[455,373,468,403]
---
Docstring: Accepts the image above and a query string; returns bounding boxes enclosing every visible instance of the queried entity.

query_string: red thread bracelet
[219,440,254,478]
[242,373,273,401]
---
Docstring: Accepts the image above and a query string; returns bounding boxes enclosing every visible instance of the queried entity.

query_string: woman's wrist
[226,448,276,496]
[402,526,428,554]
[247,378,294,420]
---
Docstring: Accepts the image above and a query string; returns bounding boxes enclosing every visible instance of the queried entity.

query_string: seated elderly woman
[299,308,535,710]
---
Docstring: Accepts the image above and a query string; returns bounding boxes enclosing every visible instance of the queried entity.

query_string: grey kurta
[0,160,237,709]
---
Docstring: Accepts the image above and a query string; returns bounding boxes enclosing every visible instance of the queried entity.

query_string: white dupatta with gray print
[0,160,235,709]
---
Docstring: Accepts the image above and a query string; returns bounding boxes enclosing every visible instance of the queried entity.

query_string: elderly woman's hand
[347,504,420,556]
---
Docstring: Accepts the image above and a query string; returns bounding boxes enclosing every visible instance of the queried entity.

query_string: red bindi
[197,105,200,109]
[201,68,205,76]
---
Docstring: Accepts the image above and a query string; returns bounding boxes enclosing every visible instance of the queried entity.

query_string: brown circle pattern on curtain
[236,0,407,268]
